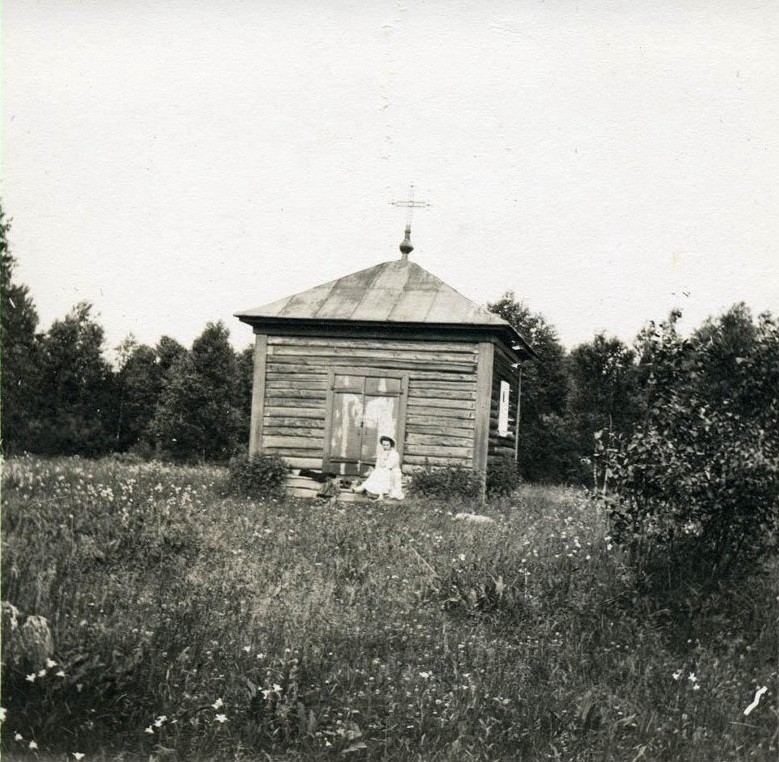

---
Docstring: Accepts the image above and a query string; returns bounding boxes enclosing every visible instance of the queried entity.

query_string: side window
[498,380,510,437]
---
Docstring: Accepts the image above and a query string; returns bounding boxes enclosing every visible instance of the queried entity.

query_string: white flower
[0,707,6,722]
[154,715,167,728]
[215,713,228,723]
[144,726,154,734]
[273,683,283,693]
[37,668,47,677]
[419,671,431,679]
[25,673,36,683]
[14,732,23,741]
[73,754,86,760]
[692,684,701,691]
[56,670,66,678]
[212,698,224,710]
[46,658,57,669]
[672,670,682,681]
[688,672,698,683]
[242,645,251,653]
[29,741,38,750]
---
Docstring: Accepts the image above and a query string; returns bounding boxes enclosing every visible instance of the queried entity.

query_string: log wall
[254,335,480,472]
[488,342,520,467]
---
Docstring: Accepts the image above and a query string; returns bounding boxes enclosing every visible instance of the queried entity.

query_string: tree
[114,336,162,451]
[155,335,188,380]
[235,344,254,445]
[34,302,115,455]
[568,334,639,484]
[600,308,779,579]
[488,292,576,482]
[150,322,242,461]
[0,205,41,453]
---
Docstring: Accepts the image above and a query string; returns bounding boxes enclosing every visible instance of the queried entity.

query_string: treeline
[488,292,778,484]
[2,205,776,482]
[1,208,252,461]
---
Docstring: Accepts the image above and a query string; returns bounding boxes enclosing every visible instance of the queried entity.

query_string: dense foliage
[488,292,576,482]
[1,209,41,453]
[227,452,289,499]
[409,465,483,499]
[486,454,522,497]
[599,308,779,578]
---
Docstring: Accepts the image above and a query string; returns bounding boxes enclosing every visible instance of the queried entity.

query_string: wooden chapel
[235,225,535,498]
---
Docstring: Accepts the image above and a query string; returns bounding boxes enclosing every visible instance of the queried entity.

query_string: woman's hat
[379,435,395,447]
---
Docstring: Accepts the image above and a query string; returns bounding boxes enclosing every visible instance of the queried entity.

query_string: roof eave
[235,313,537,361]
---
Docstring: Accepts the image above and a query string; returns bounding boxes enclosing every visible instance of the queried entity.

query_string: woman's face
[381,440,392,451]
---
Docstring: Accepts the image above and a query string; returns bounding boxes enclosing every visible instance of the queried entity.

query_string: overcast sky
[4,1,778,356]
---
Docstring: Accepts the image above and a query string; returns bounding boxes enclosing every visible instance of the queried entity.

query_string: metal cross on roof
[390,184,431,260]
[391,184,431,225]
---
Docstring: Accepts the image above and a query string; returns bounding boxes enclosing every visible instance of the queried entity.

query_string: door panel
[329,392,363,471]
[361,396,400,466]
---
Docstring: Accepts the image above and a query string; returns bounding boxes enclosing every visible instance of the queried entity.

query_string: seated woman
[353,436,404,500]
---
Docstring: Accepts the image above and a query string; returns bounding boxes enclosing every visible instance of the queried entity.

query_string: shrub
[409,466,482,499]
[597,310,779,579]
[227,452,289,499]
[486,455,522,497]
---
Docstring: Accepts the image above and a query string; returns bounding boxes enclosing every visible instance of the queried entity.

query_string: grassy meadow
[1,456,777,761]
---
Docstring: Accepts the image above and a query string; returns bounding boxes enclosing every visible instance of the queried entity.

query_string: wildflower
[154,715,167,728]
[672,670,682,681]
[0,707,6,722]
[14,732,23,741]
[419,672,431,679]
[744,686,768,716]
[73,754,85,760]
[29,741,39,750]
[45,658,57,669]
[56,670,66,678]
[692,684,701,691]
[212,698,224,710]
[688,673,698,683]
[144,726,154,734]
[273,683,283,693]
[215,714,228,723]
[242,646,251,653]
[25,673,36,683]
[37,668,47,677]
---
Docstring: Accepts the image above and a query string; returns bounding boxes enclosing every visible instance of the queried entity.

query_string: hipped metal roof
[236,258,535,357]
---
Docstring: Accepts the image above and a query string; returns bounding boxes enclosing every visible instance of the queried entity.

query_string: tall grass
[2,456,777,760]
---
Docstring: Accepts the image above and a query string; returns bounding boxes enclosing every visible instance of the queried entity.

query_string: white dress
[359,449,404,499]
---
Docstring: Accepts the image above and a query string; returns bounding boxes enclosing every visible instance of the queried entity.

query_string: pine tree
[150,322,242,461]
[114,336,162,451]
[236,344,254,447]
[0,205,42,453]
[35,302,115,455]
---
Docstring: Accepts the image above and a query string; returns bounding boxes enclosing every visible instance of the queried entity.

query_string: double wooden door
[323,369,408,476]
